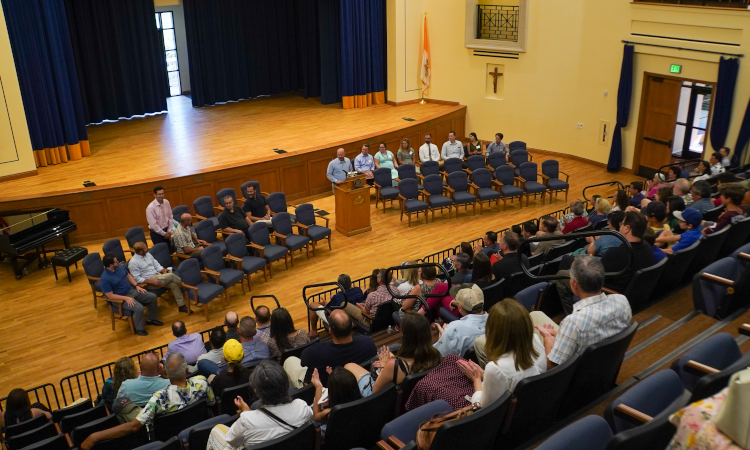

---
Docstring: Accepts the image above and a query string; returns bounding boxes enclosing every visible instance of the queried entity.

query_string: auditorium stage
[0,95,465,243]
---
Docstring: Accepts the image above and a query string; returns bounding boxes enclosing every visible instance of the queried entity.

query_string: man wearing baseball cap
[433,284,487,358]
[663,208,702,255]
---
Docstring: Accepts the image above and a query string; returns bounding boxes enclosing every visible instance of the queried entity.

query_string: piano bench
[51,247,89,282]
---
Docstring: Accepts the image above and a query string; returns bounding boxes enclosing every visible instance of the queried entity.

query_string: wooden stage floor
[0,95,461,200]
[0,150,644,400]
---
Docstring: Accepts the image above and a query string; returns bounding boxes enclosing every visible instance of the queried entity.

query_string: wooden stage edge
[0,104,466,244]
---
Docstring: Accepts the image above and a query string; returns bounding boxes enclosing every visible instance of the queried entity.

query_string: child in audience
[659,209,702,255]
[643,228,666,263]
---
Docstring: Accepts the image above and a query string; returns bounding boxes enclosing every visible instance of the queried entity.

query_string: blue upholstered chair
[272,212,310,266]
[267,192,295,222]
[516,161,547,206]
[83,252,106,308]
[422,174,454,220]
[470,168,501,214]
[513,281,550,312]
[325,384,398,450]
[200,244,245,296]
[176,258,226,321]
[398,178,430,227]
[671,332,743,392]
[125,227,147,253]
[486,151,506,171]
[224,232,267,291]
[294,203,332,256]
[418,161,447,187]
[396,164,422,190]
[446,171,477,217]
[718,215,750,259]
[248,222,289,277]
[195,219,227,256]
[240,180,269,199]
[442,158,464,179]
[148,243,175,273]
[536,415,612,450]
[193,196,221,230]
[493,165,524,210]
[102,239,130,265]
[508,140,526,152]
[541,159,570,203]
[510,149,530,176]
[172,204,190,222]
[216,188,241,209]
[375,167,400,213]
[463,155,486,174]
[604,370,689,435]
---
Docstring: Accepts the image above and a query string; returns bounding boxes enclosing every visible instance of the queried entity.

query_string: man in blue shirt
[354,144,376,186]
[100,254,162,336]
[663,209,702,255]
[117,352,169,406]
[628,181,644,207]
[435,284,487,359]
[326,148,352,193]
[327,274,365,308]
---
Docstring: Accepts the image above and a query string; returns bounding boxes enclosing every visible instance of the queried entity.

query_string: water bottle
[387,325,393,334]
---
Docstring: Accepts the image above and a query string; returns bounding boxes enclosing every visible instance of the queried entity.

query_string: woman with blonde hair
[393,261,421,296]
[101,357,137,409]
[588,197,611,227]
[458,299,547,406]
[397,138,418,172]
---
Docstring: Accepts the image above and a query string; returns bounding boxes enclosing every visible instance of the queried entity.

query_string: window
[672,82,712,159]
[156,12,181,97]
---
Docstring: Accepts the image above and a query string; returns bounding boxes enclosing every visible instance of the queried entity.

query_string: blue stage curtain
[607,44,634,172]
[339,0,385,109]
[319,0,342,105]
[709,57,739,155]
[64,0,168,124]
[2,0,89,167]
[183,0,321,107]
[733,97,750,167]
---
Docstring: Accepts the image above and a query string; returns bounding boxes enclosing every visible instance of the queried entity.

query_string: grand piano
[0,208,77,279]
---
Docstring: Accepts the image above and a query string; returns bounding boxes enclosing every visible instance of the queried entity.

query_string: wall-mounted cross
[488,67,503,93]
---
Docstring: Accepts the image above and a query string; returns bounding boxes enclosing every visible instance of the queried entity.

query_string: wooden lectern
[334,174,372,237]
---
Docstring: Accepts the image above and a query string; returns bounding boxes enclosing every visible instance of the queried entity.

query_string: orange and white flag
[420,14,430,94]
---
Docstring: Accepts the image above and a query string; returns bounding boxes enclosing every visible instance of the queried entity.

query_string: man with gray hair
[687,180,714,215]
[80,353,215,450]
[218,196,252,238]
[559,199,589,229]
[533,256,632,370]
[171,213,206,258]
[673,178,693,205]
[451,253,472,285]
[238,316,270,368]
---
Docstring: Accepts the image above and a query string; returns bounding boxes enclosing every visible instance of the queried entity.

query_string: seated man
[354,144,376,186]
[163,321,206,371]
[81,353,215,450]
[117,352,169,407]
[128,242,189,314]
[491,232,529,281]
[451,253,472,285]
[532,216,564,256]
[327,274,365,308]
[561,203,588,234]
[485,132,508,158]
[219,196,252,238]
[342,269,394,328]
[242,185,272,227]
[475,231,499,256]
[585,210,625,257]
[172,213,207,259]
[687,180,714,215]
[673,178,693,205]
[628,181,645,207]
[559,200,589,230]
[224,311,240,341]
[710,151,726,175]
[297,310,377,386]
[197,327,226,366]
[238,316,270,368]
[100,254,162,337]
[534,256,632,370]
[703,184,747,235]
[441,131,467,168]
[557,211,653,315]
[254,306,271,341]
[434,284,487,357]
[657,209,703,253]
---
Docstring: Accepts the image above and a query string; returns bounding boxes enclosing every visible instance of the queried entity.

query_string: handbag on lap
[715,367,750,449]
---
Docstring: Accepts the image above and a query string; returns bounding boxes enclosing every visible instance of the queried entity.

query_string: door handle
[644,136,673,147]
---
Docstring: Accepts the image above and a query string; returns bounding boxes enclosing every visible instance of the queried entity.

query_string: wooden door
[639,77,681,172]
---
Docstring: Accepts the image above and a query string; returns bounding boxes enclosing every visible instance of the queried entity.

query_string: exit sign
[670,64,682,74]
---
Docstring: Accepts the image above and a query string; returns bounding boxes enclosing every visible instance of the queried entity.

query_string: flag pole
[420,12,428,105]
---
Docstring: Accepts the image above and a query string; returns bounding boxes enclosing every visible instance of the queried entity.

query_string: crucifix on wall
[488,67,503,93]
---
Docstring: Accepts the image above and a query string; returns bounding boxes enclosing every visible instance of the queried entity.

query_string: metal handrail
[250,295,281,311]
[517,230,632,281]
[582,181,625,202]
[303,282,347,311]
[0,384,60,412]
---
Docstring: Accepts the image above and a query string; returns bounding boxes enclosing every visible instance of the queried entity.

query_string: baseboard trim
[529,148,634,174]
[0,169,38,183]
[386,98,461,107]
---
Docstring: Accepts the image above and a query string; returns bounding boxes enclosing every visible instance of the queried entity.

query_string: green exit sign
[670,64,682,74]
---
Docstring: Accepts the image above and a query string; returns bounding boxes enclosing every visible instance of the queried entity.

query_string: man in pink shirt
[146,186,174,246]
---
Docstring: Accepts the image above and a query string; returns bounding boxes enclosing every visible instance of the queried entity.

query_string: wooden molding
[385,98,460,107]
[529,147,634,174]
[425,98,461,106]
[386,99,420,107]
[0,169,38,183]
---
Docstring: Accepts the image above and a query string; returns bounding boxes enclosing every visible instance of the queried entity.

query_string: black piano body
[0,208,77,279]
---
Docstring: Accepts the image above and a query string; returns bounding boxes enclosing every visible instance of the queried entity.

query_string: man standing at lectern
[327,148,352,194]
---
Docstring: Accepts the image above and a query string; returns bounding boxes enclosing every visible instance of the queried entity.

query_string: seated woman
[397,138,419,173]
[645,173,667,199]
[265,308,310,362]
[311,367,362,429]
[611,189,630,212]
[0,389,52,431]
[587,197,611,227]
[364,269,380,298]
[691,160,712,183]
[466,253,493,288]
[345,313,442,397]
[466,132,483,156]
[101,357,137,410]
[210,339,250,398]
[397,265,440,317]
[458,299,547,406]
[207,360,312,450]
[392,261,420,296]
[374,142,399,185]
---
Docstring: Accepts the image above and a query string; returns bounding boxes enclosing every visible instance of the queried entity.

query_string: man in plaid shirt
[532,256,632,370]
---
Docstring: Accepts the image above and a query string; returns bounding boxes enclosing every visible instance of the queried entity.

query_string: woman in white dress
[458,299,547,406]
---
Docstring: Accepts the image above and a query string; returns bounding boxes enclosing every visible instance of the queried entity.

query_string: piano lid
[1,209,58,236]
